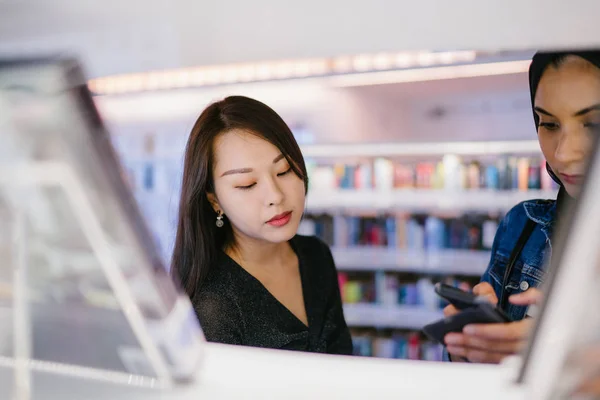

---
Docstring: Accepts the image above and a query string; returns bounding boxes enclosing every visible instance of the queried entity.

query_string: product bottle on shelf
[407,333,421,360]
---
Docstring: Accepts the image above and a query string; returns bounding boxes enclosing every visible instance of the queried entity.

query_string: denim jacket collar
[523,199,557,241]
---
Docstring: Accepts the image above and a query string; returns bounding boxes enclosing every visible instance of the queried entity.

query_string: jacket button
[520,281,530,291]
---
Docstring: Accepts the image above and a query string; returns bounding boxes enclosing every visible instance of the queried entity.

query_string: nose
[554,128,587,165]
[264,176,284,206]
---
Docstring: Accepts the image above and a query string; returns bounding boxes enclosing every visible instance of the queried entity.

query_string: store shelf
[115,140,542,162]
[301,140,541,158]
[306,189,557,212]
[343,303,443,330]
[332,247,490,276]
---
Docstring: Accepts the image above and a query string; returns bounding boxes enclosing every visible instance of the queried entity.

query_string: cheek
[213,185,249,217]
[285,178,307,206]
[538,132,558,164]
[582,134,596,162]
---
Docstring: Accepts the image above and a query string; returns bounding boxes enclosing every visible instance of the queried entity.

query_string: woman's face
[209,129,306,246]
[535,56,600,198]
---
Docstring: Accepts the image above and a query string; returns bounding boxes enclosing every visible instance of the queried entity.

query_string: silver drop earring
[216,211,224,228]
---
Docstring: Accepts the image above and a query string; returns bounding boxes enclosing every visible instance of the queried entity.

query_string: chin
[563,183,581,199]
[263,222,300,243]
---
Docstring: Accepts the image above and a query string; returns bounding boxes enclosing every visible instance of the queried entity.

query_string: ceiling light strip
[327,60,531,88]
[88,51,480,95]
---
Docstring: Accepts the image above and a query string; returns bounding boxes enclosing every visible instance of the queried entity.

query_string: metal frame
[0,162,173,390]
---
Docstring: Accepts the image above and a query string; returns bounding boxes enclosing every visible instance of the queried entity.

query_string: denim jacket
[442,198,557,362]
[480,198,557,321]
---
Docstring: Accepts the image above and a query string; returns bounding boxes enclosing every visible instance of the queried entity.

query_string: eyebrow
[534,104,600,118]
[220,154,286,177]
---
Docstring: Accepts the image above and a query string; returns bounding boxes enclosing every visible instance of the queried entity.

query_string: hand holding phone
[423,283,512,345]
[434,283,491,310]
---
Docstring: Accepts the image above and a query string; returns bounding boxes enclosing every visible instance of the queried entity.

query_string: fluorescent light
[87,51,523,95]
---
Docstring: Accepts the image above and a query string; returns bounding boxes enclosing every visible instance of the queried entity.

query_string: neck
[225,231,294,272]
[557,186,574,210]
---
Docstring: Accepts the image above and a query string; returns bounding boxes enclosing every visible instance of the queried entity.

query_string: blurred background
[1,0,598,365]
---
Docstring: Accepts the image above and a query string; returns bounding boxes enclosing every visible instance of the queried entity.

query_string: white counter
[0,342,527,400]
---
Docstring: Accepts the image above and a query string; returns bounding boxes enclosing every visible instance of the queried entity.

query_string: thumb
[473,282,498,304]
[472,282,494,296]
[510,288,543,306]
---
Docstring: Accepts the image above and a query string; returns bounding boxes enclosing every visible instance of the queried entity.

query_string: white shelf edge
[306,189,558,212]
[301,140,541,158]
[332,247,490,276]
[343,303,443,330]
[115,140,542,161]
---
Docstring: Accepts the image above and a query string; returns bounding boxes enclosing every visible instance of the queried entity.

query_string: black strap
[499,219,536,311]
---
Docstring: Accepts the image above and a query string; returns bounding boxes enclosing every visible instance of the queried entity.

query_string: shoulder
[192,256,240,319]
[291,234,337,275]
[291,234,334,265]
[490,198,555,270]
[500,199,556,232]
[291,234,330,253]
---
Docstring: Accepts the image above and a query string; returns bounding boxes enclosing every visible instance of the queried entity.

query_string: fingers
[462,319,532,341]
[443,304,459,317]
[444,332,525,354]
[472,282,498,305]
[509,288,543,306]
[472,282,495,296]
[445,345,508,364]
[444,328,526,364]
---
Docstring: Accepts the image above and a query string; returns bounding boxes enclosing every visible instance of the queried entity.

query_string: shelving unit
[331,247,490,275]
[306,189,557,213]
[111,132,553,361]
[301,140,541,158]
[114,140,543,162]
[343,303,443,330]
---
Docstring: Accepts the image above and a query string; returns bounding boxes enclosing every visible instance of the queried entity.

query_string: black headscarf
[528,50,600,206]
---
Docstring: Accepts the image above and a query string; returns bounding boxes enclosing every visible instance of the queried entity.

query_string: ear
[206,192,221,214]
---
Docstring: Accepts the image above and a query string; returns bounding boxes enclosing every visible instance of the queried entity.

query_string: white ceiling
[1,0,600,78]
[98,67,536,147]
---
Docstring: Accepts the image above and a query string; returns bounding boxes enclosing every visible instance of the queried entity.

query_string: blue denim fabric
[441,198,556,362]
[480,199,557,321]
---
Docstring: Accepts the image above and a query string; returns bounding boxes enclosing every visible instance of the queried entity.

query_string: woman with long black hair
[171,96,352,355]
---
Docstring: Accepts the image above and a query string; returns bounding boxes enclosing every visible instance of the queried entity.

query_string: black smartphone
[423,302,513,345]
[434,283,481,310]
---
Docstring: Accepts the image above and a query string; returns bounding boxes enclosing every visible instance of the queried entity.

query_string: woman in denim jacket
[444,51,600,365]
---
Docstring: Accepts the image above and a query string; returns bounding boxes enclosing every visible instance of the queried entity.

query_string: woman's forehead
[213,129,282,171]
[535,61,600,111]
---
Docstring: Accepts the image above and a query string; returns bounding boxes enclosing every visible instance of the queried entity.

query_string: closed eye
[236,183,256,190]
[277,167,292,177]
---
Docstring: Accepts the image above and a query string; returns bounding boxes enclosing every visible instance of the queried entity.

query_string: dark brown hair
[171,96,308,299]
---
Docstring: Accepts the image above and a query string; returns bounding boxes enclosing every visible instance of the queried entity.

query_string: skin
[207,129,309,326]
[445,56,600,364]
[535,56,600,197]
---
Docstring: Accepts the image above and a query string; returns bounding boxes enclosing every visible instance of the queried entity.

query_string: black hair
[170,96,308,299]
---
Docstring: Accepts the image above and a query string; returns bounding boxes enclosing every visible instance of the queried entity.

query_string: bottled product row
[118,153,558,196]
[340,274,472,310]
[307,155,560,192]
[351,330,444,362]
[300,212,500,251]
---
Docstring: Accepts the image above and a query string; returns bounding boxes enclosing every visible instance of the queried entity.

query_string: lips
[267,211,292,227]
[559,173,584,185]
